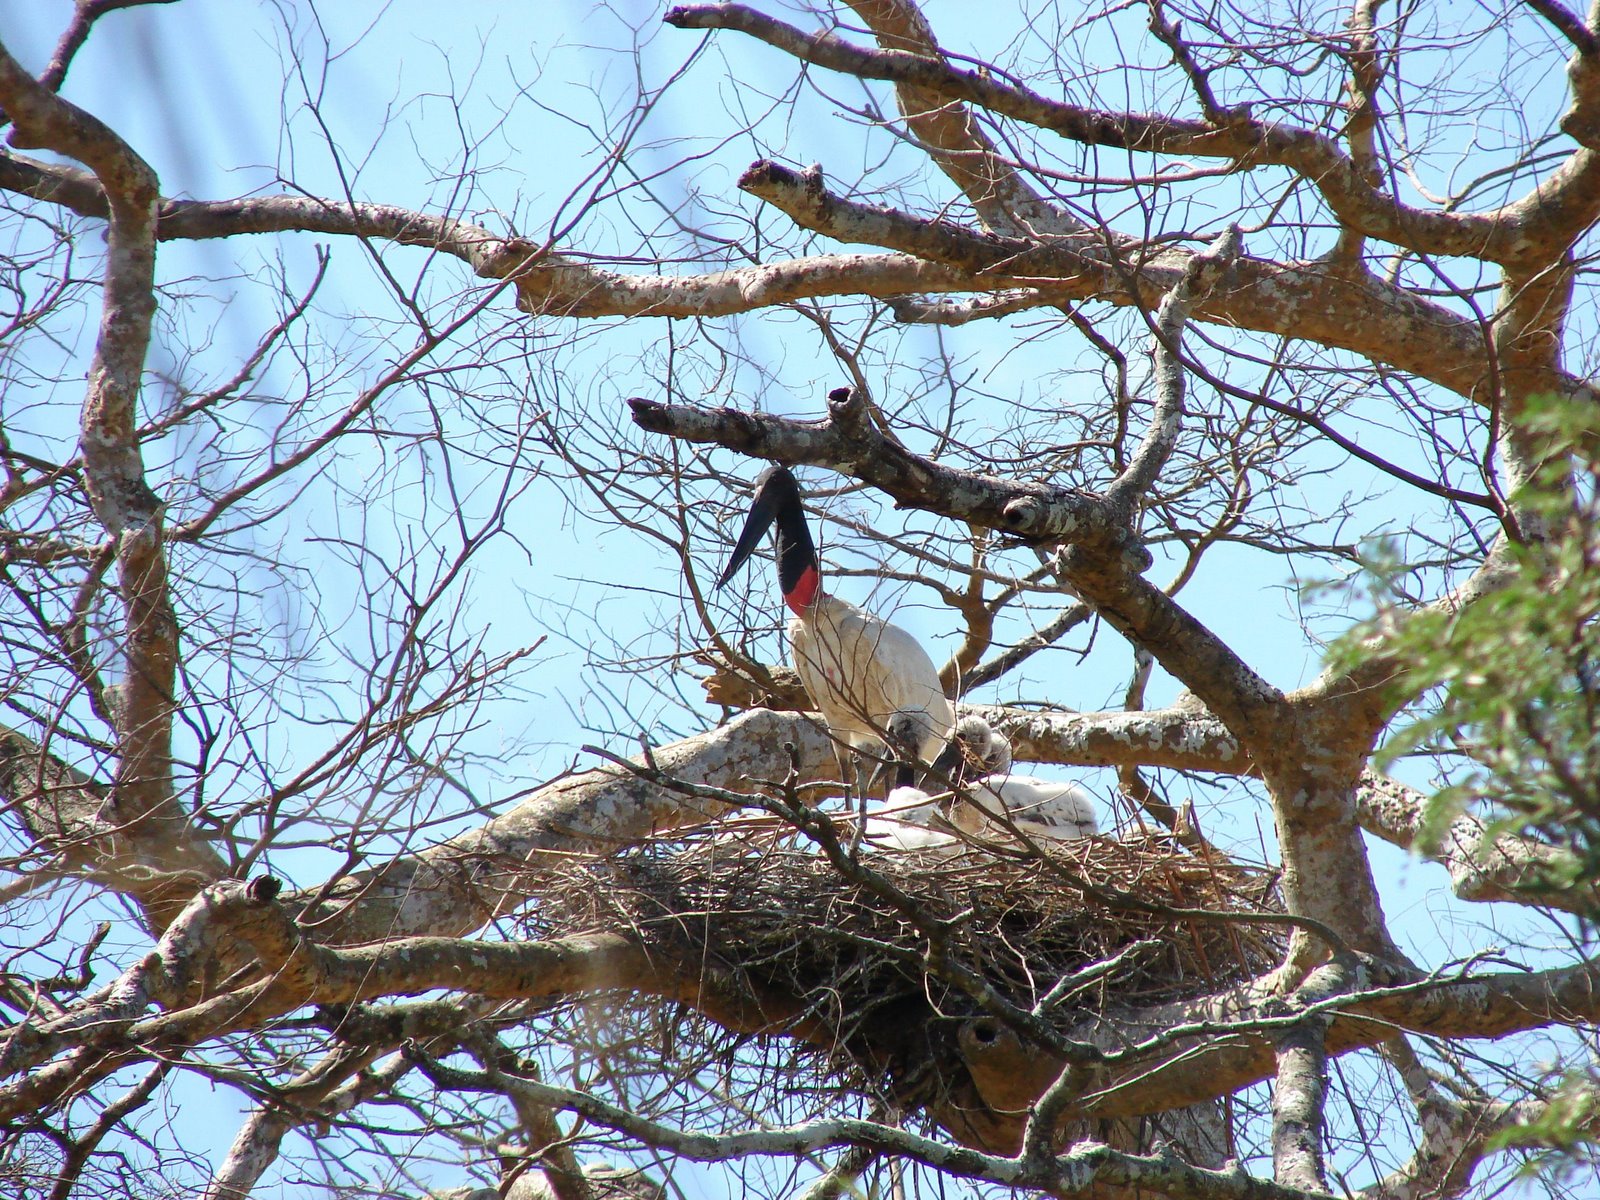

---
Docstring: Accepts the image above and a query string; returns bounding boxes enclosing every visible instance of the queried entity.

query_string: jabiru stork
[858,711,957,853]
[932,715,1098,841]
[859,788,958,852]
[717,465,954,801]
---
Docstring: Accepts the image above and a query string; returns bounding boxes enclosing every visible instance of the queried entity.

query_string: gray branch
[1106,226,1243,510]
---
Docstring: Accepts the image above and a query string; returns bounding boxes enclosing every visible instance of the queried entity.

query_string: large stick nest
[524,821,1282,1120]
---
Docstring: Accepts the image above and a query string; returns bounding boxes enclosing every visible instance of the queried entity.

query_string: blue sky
[2,2,1580,1194]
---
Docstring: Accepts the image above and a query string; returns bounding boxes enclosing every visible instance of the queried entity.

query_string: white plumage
[937,713,1013,776]
[949,774,1098,841]
[789,594,953,769]
[858,785,957,852]
[933,714,1098,842]
[718,464,953,784]
[710,714,953,856]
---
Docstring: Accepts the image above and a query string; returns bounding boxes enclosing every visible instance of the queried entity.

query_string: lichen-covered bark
[3,3,1599,1196]
[0,43,213,931]
[841,0,1086,237]
[301,708,835,943]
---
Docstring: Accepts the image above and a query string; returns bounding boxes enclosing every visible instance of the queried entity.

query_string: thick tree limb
[0,150,537,279]
[840,0,1086,237]
[0,46,226,918]
[1358,1088,1581,1200]
[1491,258,1583,499]
[692,656,1252,772]
[202,1049,413,1200]
[737,157,1544,408]
[1263,543,1528,961]
[7,861,1599,1175]
[12,147,1599,419]
[0,878,820,1112]
[668,3,1600,272]
[8,149,1596,415]
[1105,225,1242,508]
[1268,963,1345,1192]
[1356,772,1596,913]
[1269,1027,1329,1192]
[973,704,1250,774]
[0,40,196,915]
[1101,954,1600,1117]
[1547,0,1600,147]
[0,724,224,931]
[629,385,1124,546]
[0,693,1250,1003]
[954,949,1600,1155]
[299,707,836,944]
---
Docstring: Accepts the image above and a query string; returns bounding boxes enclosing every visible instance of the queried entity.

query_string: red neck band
[783,564,821,616]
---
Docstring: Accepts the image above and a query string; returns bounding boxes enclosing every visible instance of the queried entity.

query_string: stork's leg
[834,746,857,799]
[856,741,899,801]
[839,747,867,857]
[851,747,893,855]
[849,785,870,857]
[858,757,886,800]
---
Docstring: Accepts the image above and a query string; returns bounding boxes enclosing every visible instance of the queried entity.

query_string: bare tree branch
[839,0,1086,237]
[34,0,181,93]
[1105,225,1242,508]
[408,1049,1330,1200]
[2,4,1598,1193]
[665,2,1594,268]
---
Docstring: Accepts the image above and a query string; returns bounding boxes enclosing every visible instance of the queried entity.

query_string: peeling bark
[1270,1020,1330,1193]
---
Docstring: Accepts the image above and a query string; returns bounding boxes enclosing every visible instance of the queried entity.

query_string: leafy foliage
[1340,398,1600,920]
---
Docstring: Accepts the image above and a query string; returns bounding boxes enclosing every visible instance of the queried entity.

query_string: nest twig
[521,827,1282,1114]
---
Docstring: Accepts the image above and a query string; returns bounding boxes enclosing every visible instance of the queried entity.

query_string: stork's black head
[885,710,929,791]
[717,465,820,613]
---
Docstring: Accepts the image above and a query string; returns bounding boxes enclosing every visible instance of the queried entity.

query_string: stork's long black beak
[717,487,779,587]
[929,736,968,787]
[717,466,800,587]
